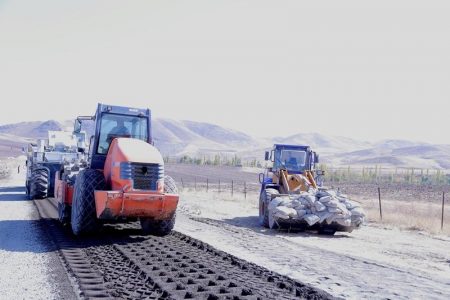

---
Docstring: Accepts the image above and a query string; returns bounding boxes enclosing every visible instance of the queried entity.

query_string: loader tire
[30,167,49,199]
[140,175,177,236]
[71,169,105,236]
[259,188,279,228]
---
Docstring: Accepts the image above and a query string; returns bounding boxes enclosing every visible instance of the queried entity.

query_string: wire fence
[174,175,449,233]
[361,188,448,234]
[322,166,450,185]
[166,160,450,186]
[176,177,260,199]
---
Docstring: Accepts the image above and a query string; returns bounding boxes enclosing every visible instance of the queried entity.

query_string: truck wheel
[58,202,71,225]
[71,169,105,235]
[25,180,30,198]
[259,188,279,228]
[30,167,49,199]
[141,213,176,236]
[163,175,178,194]
[140,175,178,236]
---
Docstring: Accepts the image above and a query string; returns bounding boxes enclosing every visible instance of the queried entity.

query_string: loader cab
[86,104,152,170]
[267,144,317,174]
[260,143,321,192]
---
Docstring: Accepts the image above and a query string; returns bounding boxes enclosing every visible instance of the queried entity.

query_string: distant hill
[0,118,449,169]
[153,119,262,156]
[0,120,63,138]
[273,133,371,154]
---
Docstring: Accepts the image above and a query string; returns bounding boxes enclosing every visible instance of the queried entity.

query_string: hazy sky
[1,1,449,143]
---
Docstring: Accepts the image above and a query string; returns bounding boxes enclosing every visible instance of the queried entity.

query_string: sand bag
[314,201,326,212]
[296,209,307,218]
[319,195,332,203]
[273,206,297,219]
[303,214,320,226]
[267,188,366,230]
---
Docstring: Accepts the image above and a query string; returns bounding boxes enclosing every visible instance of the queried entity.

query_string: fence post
[442,192,445,230]
[375,165,378,182]
[378,187,383,220]
[206,178,209,192]
[181,178,184,189]
[244,181,247,199]
[362,167,365,183]
[231,180,234,196]
[194,177,197,191]
[218,179,221,193]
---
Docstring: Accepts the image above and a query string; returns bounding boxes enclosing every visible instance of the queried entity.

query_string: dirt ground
[166,163,450,234]
[165,163,262,192]
[0,171,76,300]
[175,190,450,299]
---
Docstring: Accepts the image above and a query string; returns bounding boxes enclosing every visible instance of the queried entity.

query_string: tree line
[164,154,263,168]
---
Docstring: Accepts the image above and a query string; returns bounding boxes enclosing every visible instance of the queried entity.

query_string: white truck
[25,130,87,199]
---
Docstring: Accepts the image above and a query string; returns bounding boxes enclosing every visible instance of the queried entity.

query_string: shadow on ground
[204,215,353,239]
[0,219,58,253]
[0,218,150,253]
[0,186,27,201]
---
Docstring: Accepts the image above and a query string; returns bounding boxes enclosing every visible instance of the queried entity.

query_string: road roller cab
[55,103,179,236]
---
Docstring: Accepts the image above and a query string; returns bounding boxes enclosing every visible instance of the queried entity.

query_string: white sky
[0,0,449,143]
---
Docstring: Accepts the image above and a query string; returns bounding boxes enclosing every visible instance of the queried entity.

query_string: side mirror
[314,152,319,163]
[74,119,82,133]
[87,135,94,159]
[264,151,269,161]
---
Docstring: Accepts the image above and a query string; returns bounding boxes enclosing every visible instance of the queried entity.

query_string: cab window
[97,114,148,154]
[274,149,307,172]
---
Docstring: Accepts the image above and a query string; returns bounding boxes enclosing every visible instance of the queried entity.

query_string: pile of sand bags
[268,189,365,229]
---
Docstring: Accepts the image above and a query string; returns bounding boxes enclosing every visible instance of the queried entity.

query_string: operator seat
[105,123,131,152]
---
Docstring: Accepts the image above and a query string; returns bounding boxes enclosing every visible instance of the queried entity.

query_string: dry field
[336,183,450,234]
[0,161,11,180]
[0,158,25,180]
[166,163,450,235]
[0,137,27,159]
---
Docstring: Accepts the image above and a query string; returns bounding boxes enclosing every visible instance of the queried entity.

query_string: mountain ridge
[0,119,448,169]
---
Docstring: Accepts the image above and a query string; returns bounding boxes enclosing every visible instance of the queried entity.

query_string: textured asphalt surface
[34,196,335,300]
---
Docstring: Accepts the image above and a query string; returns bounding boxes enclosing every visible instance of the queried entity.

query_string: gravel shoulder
[0,173,76,300]
[175,190,450,299]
